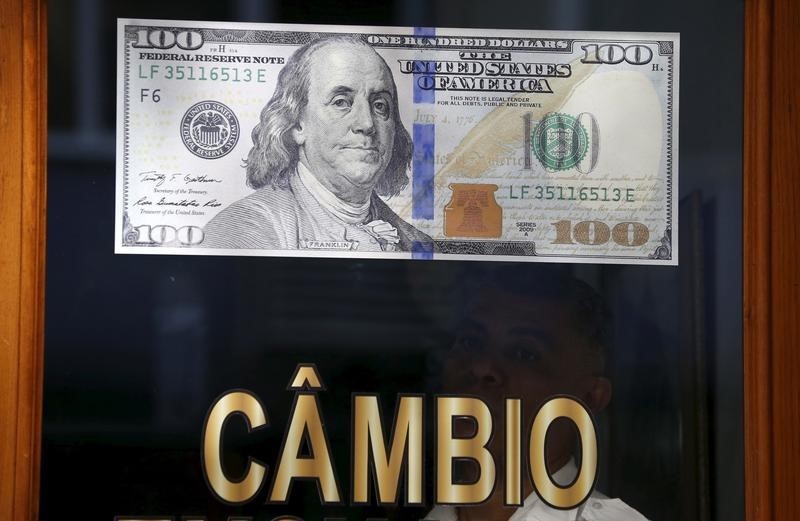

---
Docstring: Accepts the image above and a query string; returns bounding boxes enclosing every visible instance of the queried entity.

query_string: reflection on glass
[43,1,743,521]
[430,266,645,520]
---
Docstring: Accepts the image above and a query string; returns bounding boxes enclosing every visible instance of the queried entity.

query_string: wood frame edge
[744,0,800,519]
[0,0,47,519]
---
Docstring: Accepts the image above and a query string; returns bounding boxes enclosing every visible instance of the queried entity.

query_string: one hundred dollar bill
[116,19,679,265]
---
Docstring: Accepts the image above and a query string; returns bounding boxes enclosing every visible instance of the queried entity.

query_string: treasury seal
[532,113,588,171]
[180,100,240,159]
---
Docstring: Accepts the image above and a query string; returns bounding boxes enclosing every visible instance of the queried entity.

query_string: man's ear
[291,122,305,146]
[580,376,612,414]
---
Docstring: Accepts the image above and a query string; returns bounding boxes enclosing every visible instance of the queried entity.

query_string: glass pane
[43,1,743,520]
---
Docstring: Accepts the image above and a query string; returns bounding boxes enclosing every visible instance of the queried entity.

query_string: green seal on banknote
[532,113,589,171]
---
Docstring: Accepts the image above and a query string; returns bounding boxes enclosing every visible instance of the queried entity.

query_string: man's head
[246,36,412,200]
[442,266,612,468]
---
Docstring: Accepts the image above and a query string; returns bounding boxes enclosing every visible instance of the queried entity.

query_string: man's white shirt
[424,460,649,521]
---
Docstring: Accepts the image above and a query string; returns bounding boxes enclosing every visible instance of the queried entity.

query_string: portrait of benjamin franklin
[203,35,432,253]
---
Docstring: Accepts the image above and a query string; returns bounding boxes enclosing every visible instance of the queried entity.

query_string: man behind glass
[426,266,649,521]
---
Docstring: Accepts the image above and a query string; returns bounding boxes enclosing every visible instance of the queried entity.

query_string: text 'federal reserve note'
[116,20,679,265]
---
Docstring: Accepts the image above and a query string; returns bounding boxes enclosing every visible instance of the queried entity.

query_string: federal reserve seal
[180,101,240,159]
[532,113,588,171]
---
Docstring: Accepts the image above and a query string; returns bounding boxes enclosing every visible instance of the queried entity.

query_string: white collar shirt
[424,460,650,521]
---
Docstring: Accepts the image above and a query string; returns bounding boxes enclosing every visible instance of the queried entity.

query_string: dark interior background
[43,1,743,520]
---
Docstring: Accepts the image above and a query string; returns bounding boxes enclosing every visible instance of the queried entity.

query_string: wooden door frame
[0,0,47,519]
[0,0,797,518]
[743,0,800,518]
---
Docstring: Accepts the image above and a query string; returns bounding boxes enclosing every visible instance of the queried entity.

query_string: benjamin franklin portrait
[203,35,431,253]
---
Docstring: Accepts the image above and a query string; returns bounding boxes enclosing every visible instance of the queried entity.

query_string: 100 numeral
[133,29,203,50]
[134,225,204,246]
[552,220,649,247]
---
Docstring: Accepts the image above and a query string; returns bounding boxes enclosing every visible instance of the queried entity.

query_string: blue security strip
[413,26,436,104]
[412,123,435,220]
[412,26,435,225]
[412,240,434,260]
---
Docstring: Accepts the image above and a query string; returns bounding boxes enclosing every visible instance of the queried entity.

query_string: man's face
[443,286,607,463]
[444,287,597,405]
[293,43,396,201]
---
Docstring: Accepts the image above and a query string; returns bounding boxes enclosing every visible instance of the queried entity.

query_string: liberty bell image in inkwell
[444,183,502,238]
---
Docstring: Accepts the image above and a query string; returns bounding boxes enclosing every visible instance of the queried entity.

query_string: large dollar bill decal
[116,19,679,264]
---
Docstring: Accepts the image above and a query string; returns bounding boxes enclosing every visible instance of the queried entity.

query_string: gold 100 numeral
[552,220,649,247]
